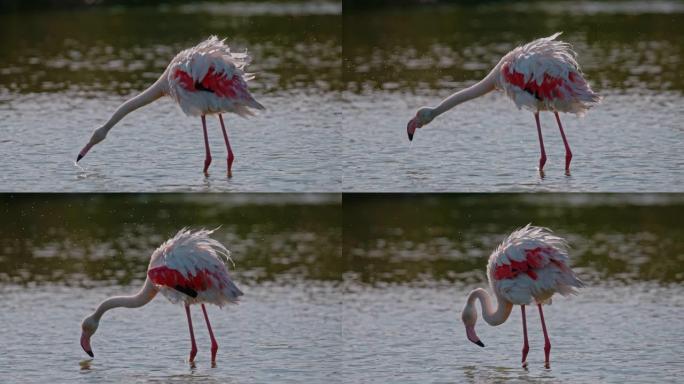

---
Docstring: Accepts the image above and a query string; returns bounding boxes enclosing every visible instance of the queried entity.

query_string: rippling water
[0,1,342,192]
[0,194,342,383]
[342,1,684,191]
[1,194,683,382]
[341,194,684,383]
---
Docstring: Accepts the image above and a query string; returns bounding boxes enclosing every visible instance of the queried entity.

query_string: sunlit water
[342,1,684,191]
[341,194,684,383]
[1,194,683,382]
[0,194,342,383]
[342,283,683,384]
[0,2,341,192]
[2,283,341,384]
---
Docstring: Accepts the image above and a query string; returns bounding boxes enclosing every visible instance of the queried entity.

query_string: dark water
[342,1,684,191]
[0,1,342,192]
[0,194,342,383]
[342,194,684,383]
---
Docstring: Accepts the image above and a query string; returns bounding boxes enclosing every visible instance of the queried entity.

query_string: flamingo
[80,228,243,362]
[76,36,264,177]
[407,32,601,172]
[461,225,583,368]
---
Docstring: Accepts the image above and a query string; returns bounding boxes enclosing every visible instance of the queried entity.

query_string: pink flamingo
[80,228,243,362]
[407,33,601,172]
[77,36,264,177]
[461,225,583,368]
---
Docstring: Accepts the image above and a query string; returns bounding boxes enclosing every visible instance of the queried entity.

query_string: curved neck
[431,67,499,118]
[92,278,158,321]
[100,76,168,135]
[467,288,512,326]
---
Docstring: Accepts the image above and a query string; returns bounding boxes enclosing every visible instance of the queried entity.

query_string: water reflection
[0,194,341,286]
[0,1,342,96]
[343,194,684,284]
[343,1,684,93]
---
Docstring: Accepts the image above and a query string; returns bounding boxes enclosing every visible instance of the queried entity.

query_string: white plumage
[148,228,243,306]
[77,36,264,176]
[487,224,583,305]
[460,224,584,366]
[167,36,264,117]
[407,32,601,172]
[80,227,243,362]
[496,32,601,115]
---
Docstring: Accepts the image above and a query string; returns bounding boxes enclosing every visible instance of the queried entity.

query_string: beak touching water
[81,332,94,357]
[465,325,485,347]
[407,117,418,141]
[76,143,92,163]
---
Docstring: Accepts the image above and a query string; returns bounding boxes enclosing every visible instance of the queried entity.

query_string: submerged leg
[185,304,198,362]
[538,304,551,368]
[521,305,530,367]
[554,112,572,172]
[218,114,234,178]
[202,115,212,174]
[201,304,219,362]
[534,112,547,171]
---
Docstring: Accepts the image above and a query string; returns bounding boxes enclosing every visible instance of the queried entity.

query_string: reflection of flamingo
[77,36,264,177]
[407,33,600,172]
[461,225,583,368]
[80,228,243,362]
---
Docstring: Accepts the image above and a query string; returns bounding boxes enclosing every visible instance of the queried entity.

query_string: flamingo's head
[77,127,107,162]
[406,107,435,141]
[80,315,99,358]
[461,301,485,347]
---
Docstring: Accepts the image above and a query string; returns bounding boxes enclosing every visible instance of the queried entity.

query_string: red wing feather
[502,63,568,101]
[493,246,556,281]
[148,266,222,293]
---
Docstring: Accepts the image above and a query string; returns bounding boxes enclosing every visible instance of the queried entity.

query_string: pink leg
[534,112,547,171]
[201,115,212,174]
[538,304,551,367]
[185,304,198,362]
[521,305,530,367]
[554,112,572,172]
[218,114,234,178]
[201,304,219,362]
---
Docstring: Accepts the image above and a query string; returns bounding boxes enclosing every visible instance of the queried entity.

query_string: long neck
[92,277,158,321]
[431,67,499,118]
[467,287,512,326]
[99,75,168,135]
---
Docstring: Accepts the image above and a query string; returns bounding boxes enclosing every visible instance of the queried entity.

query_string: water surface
[0,194,343,383]
[0,1,342,192]
[342,1,684,191]
[342,194,684,383]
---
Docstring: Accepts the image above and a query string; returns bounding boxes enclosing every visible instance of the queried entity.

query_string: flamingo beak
[81,332,94,357]
[465,325,484,347]
[76,143,93,162]
[407,117,418,141]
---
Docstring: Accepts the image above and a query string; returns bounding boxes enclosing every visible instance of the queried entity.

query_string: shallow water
[0,194,342,383]
[0,2,342,192]
[342,283,683,384]
[2,283,342,384]
[2,194,682,382]
[342,1,684,191]
[341,194,684,383]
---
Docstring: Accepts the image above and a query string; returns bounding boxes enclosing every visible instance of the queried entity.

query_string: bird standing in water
[460,225,583,368]
[407,33,600,172]
[80,228,243,362]
[77,36,264,177]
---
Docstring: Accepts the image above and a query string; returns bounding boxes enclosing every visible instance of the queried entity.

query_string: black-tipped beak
[76,154,84,162]
[85,349,94,357]
[472,340,485,347]
[407,118,418,142]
